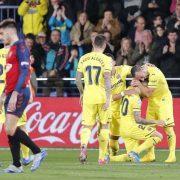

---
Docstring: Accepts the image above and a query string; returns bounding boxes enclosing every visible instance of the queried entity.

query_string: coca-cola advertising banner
[0,98,180,148]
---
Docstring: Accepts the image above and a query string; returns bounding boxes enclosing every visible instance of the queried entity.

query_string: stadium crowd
[0,0,180,96]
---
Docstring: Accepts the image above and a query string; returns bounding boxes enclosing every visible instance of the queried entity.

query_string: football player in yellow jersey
[109,56,132,155]
[76,35,112,165]
[0,31,32,166]
[110,80,165,163]
[131,65,176,163]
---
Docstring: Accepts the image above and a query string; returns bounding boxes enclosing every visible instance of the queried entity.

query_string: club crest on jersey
[6,63,12,73]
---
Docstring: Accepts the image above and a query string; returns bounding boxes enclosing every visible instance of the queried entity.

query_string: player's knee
[164,127,175,136]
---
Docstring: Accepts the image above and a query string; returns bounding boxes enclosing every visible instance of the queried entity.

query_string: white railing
[0,6,18,21]
[36,77,180,81]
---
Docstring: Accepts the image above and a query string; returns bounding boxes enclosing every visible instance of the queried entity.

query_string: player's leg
[4,114,22,172]
[159,98,176,162]
[109,112,120,156]
[110,138,138,162]
[141,107,157,162]
[79,104,97,163]
[164,126,176,162]
[98,105,111,165]
[4,88,46,172]
[129,125,163,162]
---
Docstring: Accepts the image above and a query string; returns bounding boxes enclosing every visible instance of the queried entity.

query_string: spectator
[71,0,99,24]
[32,32,48,77]
[129,16,152,47]
[141,0,171,23]
[25,33,37,94]
[65,46,79,96]
[170,0,180,14]
[48,4,73,46]
[43,29,69,97]
[103,30,114,55]
[131,30,153,65]
[70,11,94,56]
[167,4,180,31]
[160,29,180,77]
[121,0,142,25]
[95,8,121,40]
[18,0,48,35]
[151,13,164,34]
[116,37,135,65]
[149,25,167,67]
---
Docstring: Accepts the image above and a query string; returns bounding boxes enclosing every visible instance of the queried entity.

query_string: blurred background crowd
[0,0,180,96]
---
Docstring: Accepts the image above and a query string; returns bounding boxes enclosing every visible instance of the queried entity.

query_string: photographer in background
[18,0,48,35]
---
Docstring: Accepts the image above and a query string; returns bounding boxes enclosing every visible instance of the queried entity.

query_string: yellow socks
[110,154,130,162]
[98,129,109,160]
[80,128,91,147]
[165,127,176,162]
[109,139,119,155]
[133,137,161,155]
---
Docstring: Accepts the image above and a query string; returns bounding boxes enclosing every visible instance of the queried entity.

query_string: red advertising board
[0,98,180,148]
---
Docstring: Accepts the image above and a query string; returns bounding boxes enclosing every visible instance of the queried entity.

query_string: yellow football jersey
[120,88,141,127]
[147,67,172,105]
[111,65,131,112]
[77,52,112,104]
[0,47,9,95]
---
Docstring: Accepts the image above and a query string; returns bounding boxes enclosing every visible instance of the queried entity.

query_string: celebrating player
[131,65,176,163]
[76,35,112,165]
[108,55,132,155]
[110,79,165,163]
[0,19,47,173]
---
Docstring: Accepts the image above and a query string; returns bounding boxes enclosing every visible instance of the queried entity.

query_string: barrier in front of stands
[0,97,180,148]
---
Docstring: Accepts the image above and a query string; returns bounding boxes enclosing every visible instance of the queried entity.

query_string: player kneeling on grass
[110,79,165,163]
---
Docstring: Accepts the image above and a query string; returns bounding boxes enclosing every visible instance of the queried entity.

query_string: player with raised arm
[76,35,112,165]
[131,65,176,163]
[0,19,47,173]
[110,79,165,163]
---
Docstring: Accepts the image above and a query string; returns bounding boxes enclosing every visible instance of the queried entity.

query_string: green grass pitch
[0,149,179,180]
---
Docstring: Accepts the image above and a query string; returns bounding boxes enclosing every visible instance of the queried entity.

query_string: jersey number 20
[86,66,101,85]
[121,98,129,116]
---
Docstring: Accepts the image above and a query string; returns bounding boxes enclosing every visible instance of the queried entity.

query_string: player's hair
[0,18,17,30]
[25,33,35,41]
[131,65,141,77]
[93,34,106,48]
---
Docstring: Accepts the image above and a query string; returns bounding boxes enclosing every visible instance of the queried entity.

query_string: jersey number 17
[86,65,101,85]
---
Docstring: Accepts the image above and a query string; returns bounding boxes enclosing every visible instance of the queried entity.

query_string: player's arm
[15,42,30,94]
[76,71,84,96]
[103,71,111,110]
[134,111,165,126]
[113,87,140,101]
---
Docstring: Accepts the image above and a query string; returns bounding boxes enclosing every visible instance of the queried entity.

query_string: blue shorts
[4,87,30,118]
